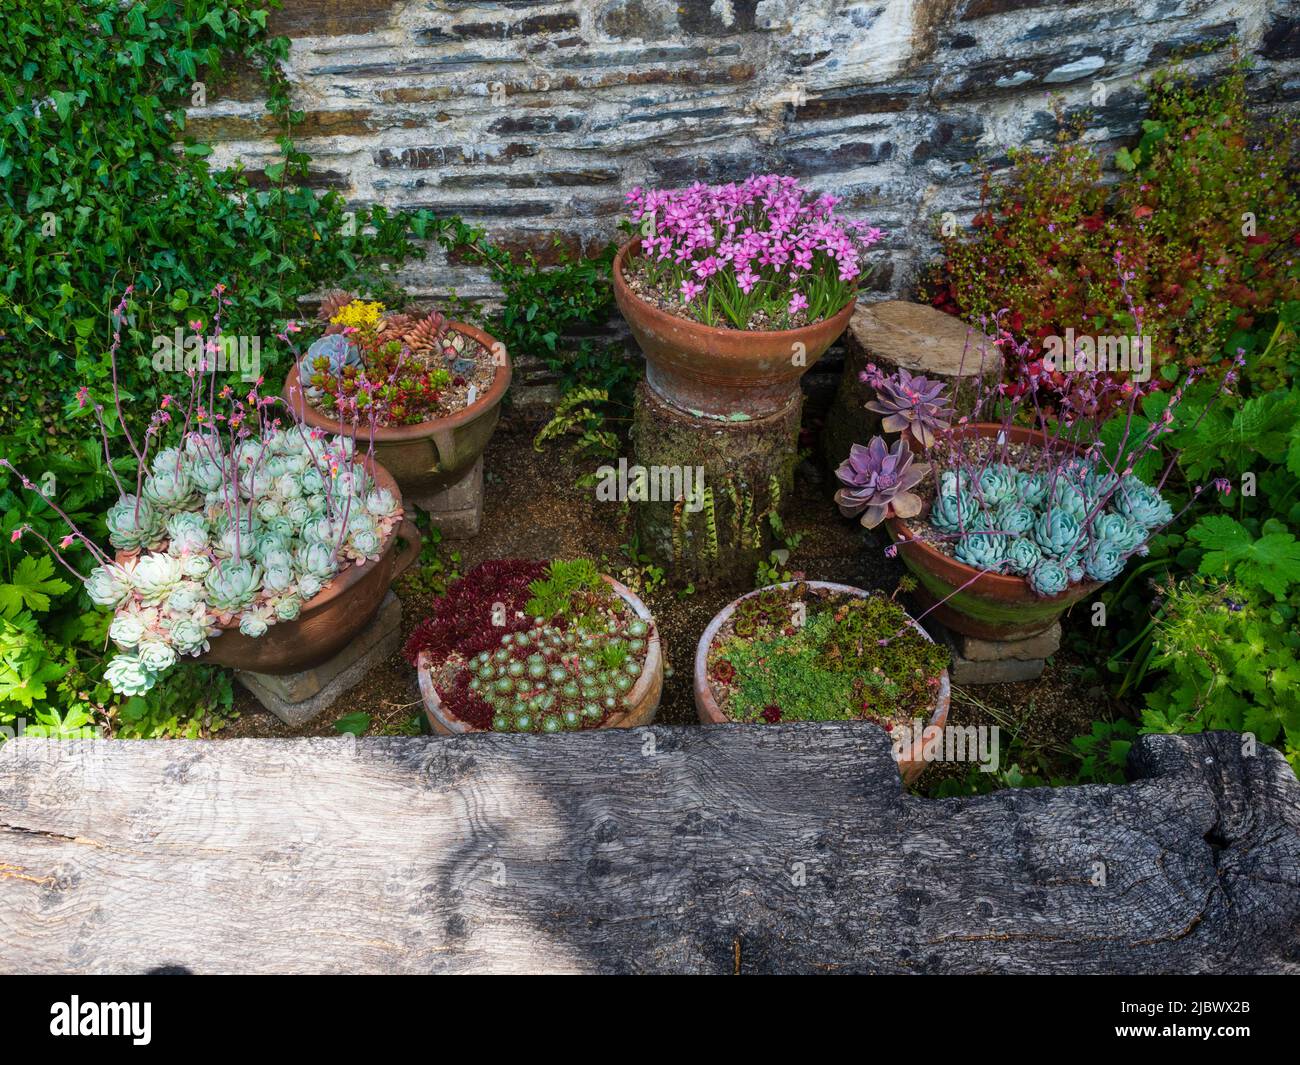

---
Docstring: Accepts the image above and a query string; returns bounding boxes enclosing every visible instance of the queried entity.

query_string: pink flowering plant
[2,286,403,698]
[623,174,884,330]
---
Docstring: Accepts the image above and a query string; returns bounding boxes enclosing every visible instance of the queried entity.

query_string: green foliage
[713,588,948,725]
[394,518,460,599]
[1140,578,1300,773]
[533,385,621,465]
[334,711,371,737]
[0,554,70,618]
[113,664,235,738]
[1070,719,1138,784]
[525,558,610,627]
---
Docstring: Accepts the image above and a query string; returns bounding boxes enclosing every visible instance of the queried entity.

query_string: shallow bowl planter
[282,321,510,503]
[194,460,420,675]
[613,238,856,419]
[693,580,951,786]
[885,422,1103,641]
[418,575,664,735]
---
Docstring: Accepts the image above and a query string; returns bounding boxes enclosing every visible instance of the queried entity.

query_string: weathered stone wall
[194,0,1300,305]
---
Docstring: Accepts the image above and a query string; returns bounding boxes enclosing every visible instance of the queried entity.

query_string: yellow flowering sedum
[330,299,385,334]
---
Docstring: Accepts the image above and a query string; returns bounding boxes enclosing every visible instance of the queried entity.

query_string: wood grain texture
[1,728,1297,974]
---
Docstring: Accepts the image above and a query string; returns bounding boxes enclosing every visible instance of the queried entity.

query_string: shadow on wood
[0,727,1296,973]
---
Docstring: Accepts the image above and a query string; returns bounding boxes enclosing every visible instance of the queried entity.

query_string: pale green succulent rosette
[1028,559,1070,597]
[954,531,1009,572]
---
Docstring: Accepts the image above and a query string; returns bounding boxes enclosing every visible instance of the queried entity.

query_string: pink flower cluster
[625,174,883,328]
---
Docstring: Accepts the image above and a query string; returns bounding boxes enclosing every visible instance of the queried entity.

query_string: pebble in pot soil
[706,582,949,730]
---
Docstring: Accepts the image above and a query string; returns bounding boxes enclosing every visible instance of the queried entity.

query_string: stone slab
[923,616,1054,685]
[958,621,1061,662]
[235,592,402,726]
[948,656,1046,685]
[410,455,483,539]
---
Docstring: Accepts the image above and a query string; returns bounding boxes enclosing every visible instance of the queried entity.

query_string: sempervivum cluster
[463,617,650,734]
[88,427,401,695]
[928,456,1172,598]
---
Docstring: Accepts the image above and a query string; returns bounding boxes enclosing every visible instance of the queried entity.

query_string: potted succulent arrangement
[282,291,510,515]
[836,324,1226,640]
[408,558,663,735]
[6,287,420,694]
[693,580,951,784]
[614,174,884,417]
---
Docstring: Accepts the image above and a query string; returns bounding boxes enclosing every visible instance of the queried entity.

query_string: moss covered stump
[822,301,1002,470]
[630,381,800,587]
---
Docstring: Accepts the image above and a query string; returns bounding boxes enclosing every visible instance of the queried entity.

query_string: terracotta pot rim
[887,422,1104,601]
[613,238,856,340]
[114,458,409,637]
[418,574,662,734]
[281,320,511,442]
[692,580,951,740]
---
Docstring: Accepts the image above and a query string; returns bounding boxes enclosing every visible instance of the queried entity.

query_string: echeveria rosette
[864,368,954,449]
[993,501,1036,536]
[1004,538,1044,576]
[929,487,979,534]
[238,606,275,639]
[953,532,1009,572]
[975,464,1019,509]
[1028,559,1070,598]
[205,558,263,617]
[1016,471,1049,509]
[1048,478,1089,522]
[296,541,340,582]
[1114,478,1174,531]
[143,463,198,514]
[109,611,149,652]
[275,595,303,622]
[104,653,156,697]
[1091,511,1146,556]
[1084,539,1127,583]
[1033,510,1083,560]
[167,614,213,657]
[834,436,930,529]
[86,562,135,609]
[132,552,184,607]
[106,494,164,552]
[137,638,178,674]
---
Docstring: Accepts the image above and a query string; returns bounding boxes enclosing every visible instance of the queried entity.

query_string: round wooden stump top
[848,300,1002,380]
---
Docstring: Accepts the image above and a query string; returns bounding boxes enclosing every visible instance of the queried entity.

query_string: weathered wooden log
[630,380,800,587]
[1,728,1296,974]
[822,300,1003,470]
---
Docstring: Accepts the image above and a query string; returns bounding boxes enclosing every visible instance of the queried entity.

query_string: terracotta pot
[885,422,1103,641]
[196,460,421,674]
[693,581,951,786]
[612,238,856,418]
[282,321,510,501]
[417,575,664,735]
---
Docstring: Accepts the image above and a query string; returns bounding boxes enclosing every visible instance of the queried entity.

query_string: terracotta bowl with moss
[693,580,951,785]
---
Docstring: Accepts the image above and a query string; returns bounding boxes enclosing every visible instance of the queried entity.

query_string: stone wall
[194,0,1300,306]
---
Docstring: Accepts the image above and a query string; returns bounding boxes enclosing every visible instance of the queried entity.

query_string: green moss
[712,588,949,725]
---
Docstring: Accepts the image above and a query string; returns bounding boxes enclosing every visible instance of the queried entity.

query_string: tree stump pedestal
[630,382,801,588]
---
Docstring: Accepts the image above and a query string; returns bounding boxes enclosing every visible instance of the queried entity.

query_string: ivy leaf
[0,555,72,618]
